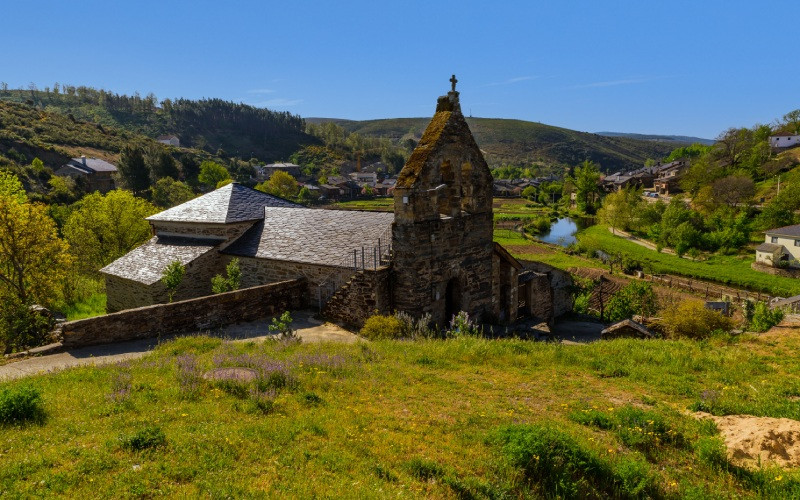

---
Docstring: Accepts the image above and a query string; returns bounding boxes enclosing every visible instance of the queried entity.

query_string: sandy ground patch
[696,412,800,469]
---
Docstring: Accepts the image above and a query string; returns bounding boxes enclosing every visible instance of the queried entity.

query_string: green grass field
[61,293,107,321]
[328,198,394,211]
[1,334,799,497]
[578,225,800,297]
[493,229,600,270]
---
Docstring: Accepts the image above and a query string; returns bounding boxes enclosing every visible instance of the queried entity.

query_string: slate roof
[756,242,784,252]
[63,157,118,173]
[147,183,300,224]
[101,235,221,285]
[223,207,394,266]
[601,319,653,339]
[765,224,800,238]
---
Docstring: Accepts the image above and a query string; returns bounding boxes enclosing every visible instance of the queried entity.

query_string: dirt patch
[696,412,800,469]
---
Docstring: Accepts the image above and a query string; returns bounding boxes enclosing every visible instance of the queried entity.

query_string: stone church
[102,79,569,327]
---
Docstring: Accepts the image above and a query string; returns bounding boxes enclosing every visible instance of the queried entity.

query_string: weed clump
[120,425,167,451]
[405,457,445,481]
[657,300,734,339]
[0,385,45,425]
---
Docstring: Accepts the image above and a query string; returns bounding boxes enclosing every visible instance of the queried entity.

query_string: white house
[157,135,180,147]
[755,224,800,267]
[769,133,800,149]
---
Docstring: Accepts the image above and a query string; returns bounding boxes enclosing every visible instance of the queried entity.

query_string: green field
[328,198,394,211]
[577,225,800,297]
[493,229,601,270]
[1,334,799,497]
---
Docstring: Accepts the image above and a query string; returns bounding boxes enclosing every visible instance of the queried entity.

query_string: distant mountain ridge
[308,117,683,171]
[596,131,714,145]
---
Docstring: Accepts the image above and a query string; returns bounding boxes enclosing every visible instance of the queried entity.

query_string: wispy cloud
[481,75,538,87]
[569,76,671,89]
[252,98,303,108]
[247,88,276,94]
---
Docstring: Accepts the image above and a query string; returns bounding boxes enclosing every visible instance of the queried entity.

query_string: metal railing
[313,226,394,310]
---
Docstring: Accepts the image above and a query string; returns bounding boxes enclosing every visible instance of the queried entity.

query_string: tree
[255,170,299,199]
[598,187,643,233]
[711,175,755,208]
[782,109,800,134]
[521,186,537,200]
[0,170,26,203]
[161,261,185,303]
[148,148,180,181]
[198,161,231,189]
[0,195,72,306]
[211,258,241,294]
[117,146,150,195]
[571,160,601,214]
[63,190,158,272]
[151,177,194,208]
[604,281,658,323]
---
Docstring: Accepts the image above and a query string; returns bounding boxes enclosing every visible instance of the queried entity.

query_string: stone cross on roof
[450,74,458,92]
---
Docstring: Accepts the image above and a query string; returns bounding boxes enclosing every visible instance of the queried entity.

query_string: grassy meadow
[577,225,800,297]
[2,333,800,497]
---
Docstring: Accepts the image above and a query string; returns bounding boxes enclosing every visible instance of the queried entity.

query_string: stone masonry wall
[228,256,355,300]
[105,248,225,312]
[322,267,392,327]
[392,212,494,325]
[62,279,307,348]
[523,261,573,318]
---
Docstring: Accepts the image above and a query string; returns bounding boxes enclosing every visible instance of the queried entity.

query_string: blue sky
[3,0,799,138]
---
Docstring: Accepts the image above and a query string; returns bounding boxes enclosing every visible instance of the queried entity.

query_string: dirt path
[0,310,358,381]
[608,227,677,255]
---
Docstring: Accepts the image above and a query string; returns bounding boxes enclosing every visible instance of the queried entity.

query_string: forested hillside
[307,117,678,171]
[0,86,316,161]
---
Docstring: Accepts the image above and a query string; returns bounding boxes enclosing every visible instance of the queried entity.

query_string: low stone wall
[62,279,307,348]
[751,262,800,278]
[322,267,392,327]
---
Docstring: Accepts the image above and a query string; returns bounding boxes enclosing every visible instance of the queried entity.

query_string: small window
[795,240,800,247]
[772,236,779,243]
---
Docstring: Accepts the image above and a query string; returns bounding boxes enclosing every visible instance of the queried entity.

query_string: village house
[755,224,800,268]
[254,163,303,181]
[101,79,570,328]
[652,159,689,196]
[54,155,117,193]
[157,134,180,147]
[769,133,800,149]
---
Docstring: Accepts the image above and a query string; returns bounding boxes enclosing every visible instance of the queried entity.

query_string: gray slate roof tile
[147,183,300,224]
[64,157,118,173]
[100,235,221,285]
[766,224,800,238]
[223,207,394,266]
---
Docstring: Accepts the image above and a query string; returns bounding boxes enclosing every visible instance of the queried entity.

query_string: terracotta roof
[101,235,221,285]
[223,207,394,266]
[765,224,800,238]
[147,183,299,224]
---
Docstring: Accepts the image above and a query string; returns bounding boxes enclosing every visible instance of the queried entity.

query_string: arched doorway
[444,278,461,324]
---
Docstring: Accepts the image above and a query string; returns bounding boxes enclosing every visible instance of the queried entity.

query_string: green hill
[596,131,714,145]
[0,87,317,162]
[308,117,680,171]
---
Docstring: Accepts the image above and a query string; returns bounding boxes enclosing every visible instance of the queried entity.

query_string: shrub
[0,385,45,425]
[120,425,166,451]
[491,424,656,498]
[446,311,482,338]
[749,302,784,333]
[0,299,54,354]
[268,311,296,340]
[657,300,734,339]
[395,312,436,339]
[360,314,404,340]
